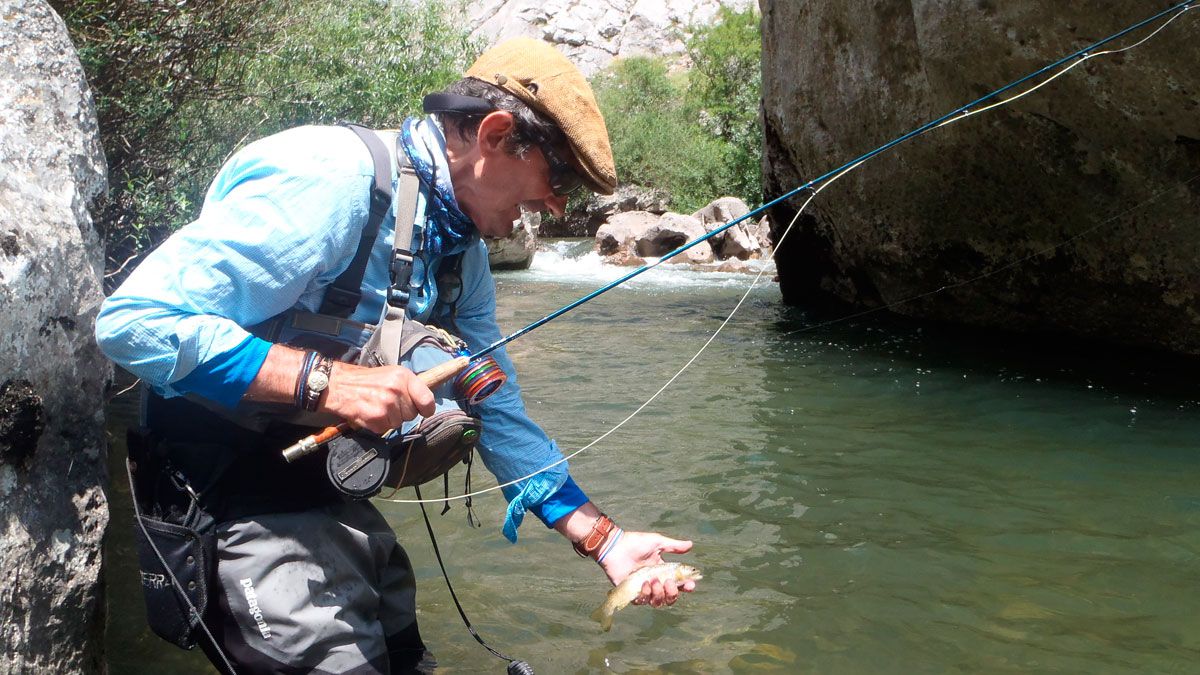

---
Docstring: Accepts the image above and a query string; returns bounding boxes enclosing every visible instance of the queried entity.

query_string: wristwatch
[303,355,333,412]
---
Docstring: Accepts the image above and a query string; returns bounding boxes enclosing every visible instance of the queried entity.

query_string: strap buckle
[321,286,360,313]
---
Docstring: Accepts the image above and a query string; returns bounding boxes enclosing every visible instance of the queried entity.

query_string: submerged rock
[761,1,1200,355]
[0,0,111,670]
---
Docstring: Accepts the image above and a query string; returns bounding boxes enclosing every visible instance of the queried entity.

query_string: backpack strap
[321,123,421,319]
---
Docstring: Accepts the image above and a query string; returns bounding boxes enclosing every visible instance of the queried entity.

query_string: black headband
[422,93,496,115]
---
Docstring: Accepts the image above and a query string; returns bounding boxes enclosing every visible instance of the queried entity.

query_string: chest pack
[243,123,482,498]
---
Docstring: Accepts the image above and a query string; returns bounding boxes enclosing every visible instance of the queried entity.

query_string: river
[105,240,1200,673]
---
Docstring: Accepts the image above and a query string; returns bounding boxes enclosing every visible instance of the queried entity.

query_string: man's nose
[543,193,568,218]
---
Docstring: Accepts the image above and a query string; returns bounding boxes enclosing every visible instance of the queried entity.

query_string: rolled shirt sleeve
[95,125,586,541]
[95,127,374,402]
[450,240,589,540]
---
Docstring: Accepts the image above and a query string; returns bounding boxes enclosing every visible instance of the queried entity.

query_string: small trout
[591,562,702,631]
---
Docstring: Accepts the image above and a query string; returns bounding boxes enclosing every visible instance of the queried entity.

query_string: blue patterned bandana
[399,116,476,260]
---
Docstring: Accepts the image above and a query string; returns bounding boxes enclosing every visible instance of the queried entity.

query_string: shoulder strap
[320,123,419,319]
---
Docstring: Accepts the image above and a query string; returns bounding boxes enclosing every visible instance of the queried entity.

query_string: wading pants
[199,500,435,674]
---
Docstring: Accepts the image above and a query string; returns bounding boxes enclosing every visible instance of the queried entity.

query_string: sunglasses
[537,142,586,197]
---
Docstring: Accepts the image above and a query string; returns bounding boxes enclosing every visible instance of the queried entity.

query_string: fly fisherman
[96,39,697,673]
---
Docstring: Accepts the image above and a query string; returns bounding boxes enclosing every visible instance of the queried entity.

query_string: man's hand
[243,345,435,433]
[599,531,696,608]
[321,362,435,433]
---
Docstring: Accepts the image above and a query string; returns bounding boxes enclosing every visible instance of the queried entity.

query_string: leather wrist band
[596,528,623,564]
[573,513,615,560]
[295,351,318,409]
[302,355,333,412]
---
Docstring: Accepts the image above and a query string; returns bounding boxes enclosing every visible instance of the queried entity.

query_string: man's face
[449,112,575,238]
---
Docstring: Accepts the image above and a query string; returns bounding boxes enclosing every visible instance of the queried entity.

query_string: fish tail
[591,605,613,632]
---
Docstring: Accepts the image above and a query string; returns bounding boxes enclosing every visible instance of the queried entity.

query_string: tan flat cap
[467,38,617,195]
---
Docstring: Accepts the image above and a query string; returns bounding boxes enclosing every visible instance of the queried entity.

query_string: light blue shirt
[95,123,586,539]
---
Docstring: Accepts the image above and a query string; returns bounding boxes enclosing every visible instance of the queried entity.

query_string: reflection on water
[106,242,1200,673]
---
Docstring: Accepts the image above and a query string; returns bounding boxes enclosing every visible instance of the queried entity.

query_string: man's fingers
[648,579,665,608]
[657,537,693,555]
[663,579,679,606]
[388,398,418,430]
[405,373,436,417]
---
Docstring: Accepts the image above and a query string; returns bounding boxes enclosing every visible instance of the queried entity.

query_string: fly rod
[284,0,1195,462]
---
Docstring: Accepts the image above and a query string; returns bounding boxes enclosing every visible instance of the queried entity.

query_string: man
[96,38,697,673]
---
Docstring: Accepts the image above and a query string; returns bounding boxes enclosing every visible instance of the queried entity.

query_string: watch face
[307,371,330,392]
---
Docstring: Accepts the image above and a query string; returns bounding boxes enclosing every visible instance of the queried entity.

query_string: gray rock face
[692,197,765,260]
[762,2,1200,354]
[638,213,714,264]
[467,0,755,76]
[0,1,111,671]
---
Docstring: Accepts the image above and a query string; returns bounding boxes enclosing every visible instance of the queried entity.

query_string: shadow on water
[771,305,1200,407]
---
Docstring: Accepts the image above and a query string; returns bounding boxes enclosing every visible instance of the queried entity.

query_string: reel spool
[453,354,507,405]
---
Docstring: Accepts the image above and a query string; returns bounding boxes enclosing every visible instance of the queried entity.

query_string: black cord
[414,485,533,674]
[126,459,238,674]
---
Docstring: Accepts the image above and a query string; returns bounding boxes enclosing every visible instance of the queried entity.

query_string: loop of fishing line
[380,2,1196,506]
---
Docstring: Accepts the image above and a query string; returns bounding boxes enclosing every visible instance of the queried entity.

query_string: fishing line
[380,162,854,506]
[465,0,1196,364]
[380,2,1196,506]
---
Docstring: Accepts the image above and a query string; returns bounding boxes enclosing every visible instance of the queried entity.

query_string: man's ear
[476,111,516,158]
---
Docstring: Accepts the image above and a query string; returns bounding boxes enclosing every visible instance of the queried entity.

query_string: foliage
[54,0,479,278]
[589,7,762,214]
[686,6,762,205]
[230,0,478,130]
[52,0,269,273]
[592,57,730,214]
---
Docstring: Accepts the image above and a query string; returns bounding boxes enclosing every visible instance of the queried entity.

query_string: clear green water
[105,243,1200,673]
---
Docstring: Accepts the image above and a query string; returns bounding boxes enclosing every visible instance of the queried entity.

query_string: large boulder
[544,184,670,237]
[762,2,1200,354]
[0,1,111,671]
[636,213,714,264]
[596,210,660,257]
[596,210,717,265]
[486,211,540,270]
[692,197,769,260]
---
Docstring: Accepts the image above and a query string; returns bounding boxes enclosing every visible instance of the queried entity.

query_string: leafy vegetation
[590,7,762,214]
[54,0,479,279]
[56,0,759,266]
[686,6,763,207]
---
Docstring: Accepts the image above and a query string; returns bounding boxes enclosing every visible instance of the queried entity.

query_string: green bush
[55,0,479,279]
[53,0,269,274]
[590,7,762,214]
[593,57,730,213]
[687,6,762,206]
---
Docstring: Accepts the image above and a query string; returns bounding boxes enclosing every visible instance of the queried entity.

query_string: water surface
[106,241,1200,673]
